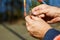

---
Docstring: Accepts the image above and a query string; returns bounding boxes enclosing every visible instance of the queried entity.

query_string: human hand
[32,4,60,23]
[25,15,52,38]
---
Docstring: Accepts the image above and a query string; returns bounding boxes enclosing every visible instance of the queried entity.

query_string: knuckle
[40,4,47,6]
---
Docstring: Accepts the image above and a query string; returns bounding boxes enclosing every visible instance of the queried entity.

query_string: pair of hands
[25,4,60,38]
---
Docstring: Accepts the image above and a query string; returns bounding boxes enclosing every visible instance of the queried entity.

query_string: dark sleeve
[43,29,60,40]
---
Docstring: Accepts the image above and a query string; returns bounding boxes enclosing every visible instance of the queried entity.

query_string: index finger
[32,4,48,15]
[25,16,34,24]
[32,5,40,13]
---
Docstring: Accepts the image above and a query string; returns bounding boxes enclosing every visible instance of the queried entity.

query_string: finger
[32,8,48,16]
[31,16,41,21]
[26,22,32,27]
[26,22,30,32]
[25,16,34,24]
[38,14,45,18]
[26,22,32,32]
[31,16,47,24]
[32,10,41,15]
[26,22,29,27]
[26,22,30,28]
[32,4,47,12]
[32,6,41,15]
[32,6,40,13]
[32,4,48,15]
[47,17,60,23]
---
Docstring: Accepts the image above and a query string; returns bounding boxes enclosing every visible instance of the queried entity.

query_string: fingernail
[33,12,37,15]
[47,21,52,23]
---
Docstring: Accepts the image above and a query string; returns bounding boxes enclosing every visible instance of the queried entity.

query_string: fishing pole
[24,0,33,17]
[24,0,27,17]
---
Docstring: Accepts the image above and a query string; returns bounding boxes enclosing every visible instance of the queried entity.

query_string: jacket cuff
[43,29,60,40]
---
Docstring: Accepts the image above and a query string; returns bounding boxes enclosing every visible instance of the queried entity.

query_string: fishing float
[37,0,46,4]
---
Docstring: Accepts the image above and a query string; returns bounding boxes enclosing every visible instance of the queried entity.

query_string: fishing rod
[24,0,32,17]
[24,0,27,17]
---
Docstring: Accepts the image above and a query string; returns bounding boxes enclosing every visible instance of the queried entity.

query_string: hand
[25,15,52,38]
[32,4,60,23]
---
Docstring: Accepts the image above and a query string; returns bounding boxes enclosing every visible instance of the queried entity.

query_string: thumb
[31,16,44,22]
[31,16,41,21]
[47,17,60,23]
[32,8,48,16]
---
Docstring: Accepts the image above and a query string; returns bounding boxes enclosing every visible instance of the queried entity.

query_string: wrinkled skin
[25,4,60,39]
[25,16,52,38]
[32,4,60,23]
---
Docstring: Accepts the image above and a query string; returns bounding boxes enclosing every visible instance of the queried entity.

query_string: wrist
[43,29,60,40]
[43,26,52,38]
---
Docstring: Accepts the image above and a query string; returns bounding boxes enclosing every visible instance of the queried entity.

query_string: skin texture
[25,4,60,39]
[32,4,60,23]
[25,16,52,38]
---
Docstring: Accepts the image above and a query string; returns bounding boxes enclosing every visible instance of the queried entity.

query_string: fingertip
[31,16,40,20]
[47,17,60,24]
[32,11,40,15]
[25,15,30,19]
[32,11,38,15]
[31,16,35,19]
[25,15,31,21]
[32,7,40,15]
[26,22,29,26]
[47,21,51,23]
[30,16,35,20]
[38,14,45,18]
[47,21,53,24]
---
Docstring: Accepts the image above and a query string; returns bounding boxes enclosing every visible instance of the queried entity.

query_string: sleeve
[54,35,60,40]
[43,29,60,40]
